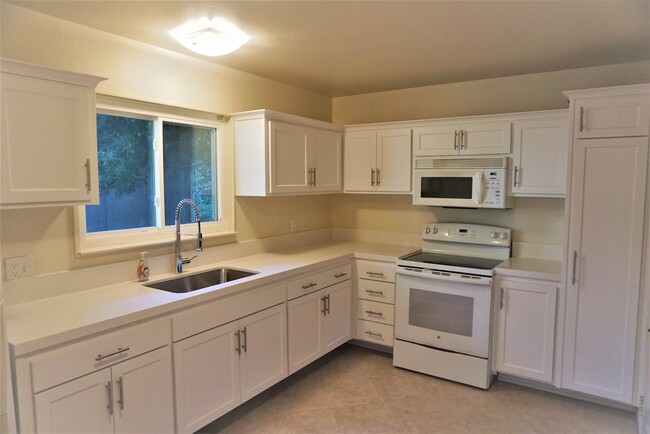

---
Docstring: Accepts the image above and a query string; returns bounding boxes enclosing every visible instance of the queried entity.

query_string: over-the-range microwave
[413,156,513,209]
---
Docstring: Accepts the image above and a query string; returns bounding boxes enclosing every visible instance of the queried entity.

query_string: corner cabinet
[233,110,343,196]
[510,110,568,197]
[354,259,397,347]
[0,58,106,208]
[344,127,412,193]
[562,84,649,404]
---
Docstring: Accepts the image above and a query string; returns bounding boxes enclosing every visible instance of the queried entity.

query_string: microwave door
[415,170,483,207]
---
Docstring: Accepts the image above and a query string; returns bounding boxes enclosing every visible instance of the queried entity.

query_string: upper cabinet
[233,110,343,196]
[413,119,511,157]
[510,110,568,197]
[1,59,106,209]
[571,88,649,139]
[344,127,412,193]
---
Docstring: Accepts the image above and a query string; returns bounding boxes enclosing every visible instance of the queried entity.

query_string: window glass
[162,121,217,226]
[86,114,155,232]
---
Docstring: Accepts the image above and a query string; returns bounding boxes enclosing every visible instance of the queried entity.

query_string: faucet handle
[181,255,197,265]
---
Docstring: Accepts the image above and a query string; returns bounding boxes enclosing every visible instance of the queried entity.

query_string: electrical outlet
[4,255,34,280]
[290,219,297,232]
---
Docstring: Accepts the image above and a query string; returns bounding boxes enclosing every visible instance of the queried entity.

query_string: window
[74,96,233,254]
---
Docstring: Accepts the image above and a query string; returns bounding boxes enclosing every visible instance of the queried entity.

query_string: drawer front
[356,260,396,283]
[287,263,351,300]
[357,299,394,325]
[30,317,170,393]
[357,279,395,304]
[172,283,285,341]
[356,320,394,347]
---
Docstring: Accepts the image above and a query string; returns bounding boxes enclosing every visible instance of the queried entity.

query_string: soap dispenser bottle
[137,252,150,282]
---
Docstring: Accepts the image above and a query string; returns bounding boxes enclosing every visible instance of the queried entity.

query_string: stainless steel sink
[145,268,258,293]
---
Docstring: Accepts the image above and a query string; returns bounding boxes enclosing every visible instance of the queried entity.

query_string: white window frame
[74,95,235,255]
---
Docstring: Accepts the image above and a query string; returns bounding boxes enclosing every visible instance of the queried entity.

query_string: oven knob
[425,227,431,234]
[490,231,499,239]
[432,226,438,234]
[499,232,508,240]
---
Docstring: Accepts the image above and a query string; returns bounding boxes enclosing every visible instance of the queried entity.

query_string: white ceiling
[7,1,650,97]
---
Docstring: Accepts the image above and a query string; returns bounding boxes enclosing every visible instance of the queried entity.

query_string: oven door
[413,169,485,207]
[395,268,492,358]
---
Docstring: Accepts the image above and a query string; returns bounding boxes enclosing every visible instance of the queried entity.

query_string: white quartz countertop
[6,241,417,357]
[495,257,563,281]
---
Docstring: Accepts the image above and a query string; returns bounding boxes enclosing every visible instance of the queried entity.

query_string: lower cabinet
[494,277,558,383]
[173,303,287,433]
[288,280,352,374]
[354,259,396,347]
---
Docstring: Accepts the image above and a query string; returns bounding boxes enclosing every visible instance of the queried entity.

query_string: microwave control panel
[483,169,505,207]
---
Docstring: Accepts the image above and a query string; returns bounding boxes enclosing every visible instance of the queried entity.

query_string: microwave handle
[473,172,485,204]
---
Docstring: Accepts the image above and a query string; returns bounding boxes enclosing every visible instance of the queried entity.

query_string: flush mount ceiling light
[170,16,250,56]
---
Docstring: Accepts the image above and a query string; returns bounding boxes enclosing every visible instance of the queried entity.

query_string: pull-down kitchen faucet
[175,198,203,273]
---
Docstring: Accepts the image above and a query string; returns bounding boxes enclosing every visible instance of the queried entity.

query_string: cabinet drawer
[172,283,285,341]
[356,320,394,347]
[30,317,170,393]
[356,260,395,283]
[357,300,394,325]
[287,263,351,300]
[357,279,395,303]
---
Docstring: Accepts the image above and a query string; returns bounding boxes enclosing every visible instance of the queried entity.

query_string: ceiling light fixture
[170,16,250,57]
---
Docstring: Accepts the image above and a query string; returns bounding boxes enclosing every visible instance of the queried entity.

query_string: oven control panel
[422,223,511,246]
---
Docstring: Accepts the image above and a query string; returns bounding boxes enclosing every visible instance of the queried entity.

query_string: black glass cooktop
[399,251,503,271]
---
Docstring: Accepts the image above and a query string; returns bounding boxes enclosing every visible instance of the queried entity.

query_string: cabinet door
[34,369,113,434]
[269,121,310,194]
[173,321,241,434]
[412,124,459,156]
[112,346,175,434]
[323,281,352,353]
[310,128,342,192]
[1,73,99,207]
[287,289,325,374]
[344,130,377,191]
[575,95,650,139]
[563,136,647,403]
[511,117,568,196]
[496,279,557,383]
[460,121,511,155]
[377,129,412,192]
[239,304,288,402]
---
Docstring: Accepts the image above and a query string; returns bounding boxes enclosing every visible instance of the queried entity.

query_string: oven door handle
[396,267,492,286]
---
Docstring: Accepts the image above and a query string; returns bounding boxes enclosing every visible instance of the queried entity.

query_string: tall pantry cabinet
[562,84,649,404]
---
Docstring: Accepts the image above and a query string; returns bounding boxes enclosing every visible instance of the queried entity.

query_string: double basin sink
[145,268,258,293]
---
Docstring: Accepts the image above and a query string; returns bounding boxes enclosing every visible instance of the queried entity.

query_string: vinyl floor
[198,344,637,433]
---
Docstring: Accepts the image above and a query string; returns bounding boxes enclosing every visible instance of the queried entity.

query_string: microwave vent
[415,157,508,169]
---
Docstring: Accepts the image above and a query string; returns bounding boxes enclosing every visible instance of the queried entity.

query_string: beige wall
[331,61,650,243]
[0,4,334,274]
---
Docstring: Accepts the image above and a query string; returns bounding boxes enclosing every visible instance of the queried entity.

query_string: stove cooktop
[398,251,504,273]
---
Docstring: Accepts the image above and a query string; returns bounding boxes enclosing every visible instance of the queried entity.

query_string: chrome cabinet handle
[334,272,348,278]
[364,310,383,317]
[365,271,385,278]
[321,296,327,315]
[365,330,383,338]
[302,282,317,290]
[513,166,519,187]
[241,327,247,353]
[371,169,376,186]
[313,168,317,186]
[454,131,459,150]
[235,330,241,355]
[376,169,381,187]
[96,347,130,362]
[106,381,114,416]
[459,130,465,150]
[116,377,125,410]
[84,158,92,193]
[572,251,579,285]
[579,107,585,132]
[365,289,384,296]
[500,288,505,309]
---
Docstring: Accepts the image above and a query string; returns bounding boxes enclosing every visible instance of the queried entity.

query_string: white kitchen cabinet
[495,277,557,383]
[573,91,649,139]
[173,304,287,433]
[26,319,173,434]
[344,128,412,193]
[0,58,106,208]
[354,259,397,348]
[288,275,351,374]
[562,84,649,404]
[413,119,511,156]
[510,111,569,197]
[233,110,343,196]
